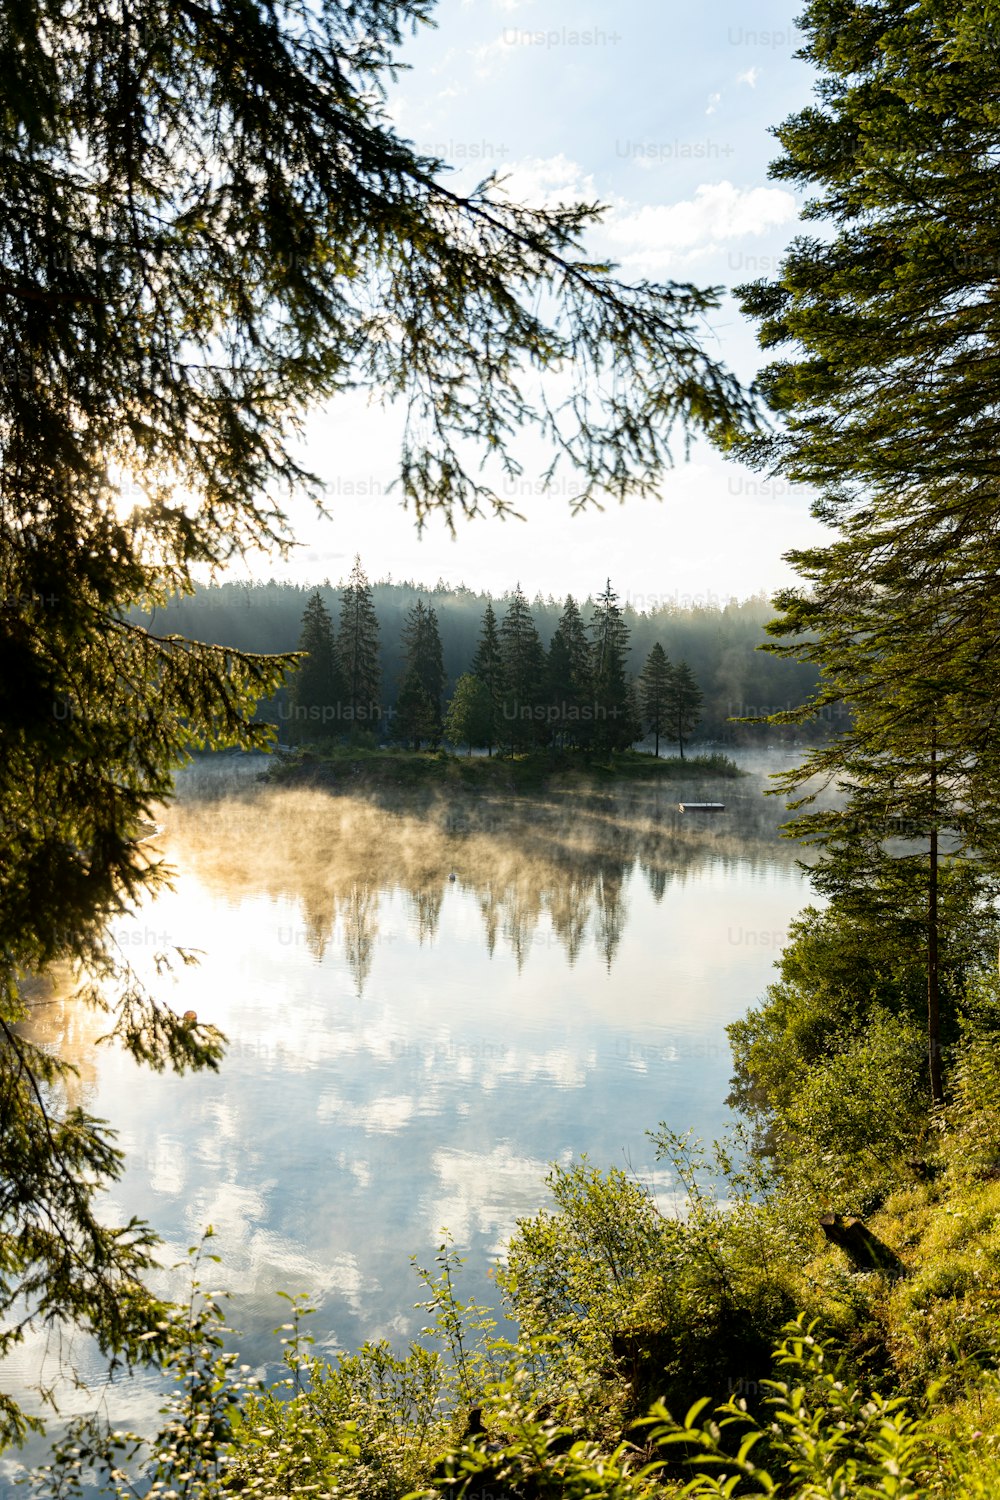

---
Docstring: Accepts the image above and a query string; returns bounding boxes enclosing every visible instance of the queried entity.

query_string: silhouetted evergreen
[639,643,673,758]
[666,660,704,759]
[394,601,445,749]
[499,586,546,754]
[288,590,343,742]
[336,556,382,737]
[545,596,593,749]
[589,581,636,753]
[130,579,826,747]
[470,602,504,756]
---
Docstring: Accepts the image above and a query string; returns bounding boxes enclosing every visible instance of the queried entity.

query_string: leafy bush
[645,1315,1000,1498]
[777,1008,930,1213]
[500,1141,807,1430]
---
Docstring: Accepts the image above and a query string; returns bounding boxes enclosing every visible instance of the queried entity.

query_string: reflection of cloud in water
[427,1142,552,1252]
[318,1090,417,1134]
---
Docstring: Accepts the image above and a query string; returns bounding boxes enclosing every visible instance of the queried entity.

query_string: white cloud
[737,66,761,87]
[493,152,596,208]
[600,181,798,274]
[706,91,722,116]
[438,151,797,279]
[472,31,519,77]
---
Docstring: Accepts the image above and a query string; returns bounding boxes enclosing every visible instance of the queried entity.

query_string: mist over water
[11,749,817,1463]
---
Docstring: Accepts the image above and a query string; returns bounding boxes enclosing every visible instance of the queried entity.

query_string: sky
[247,0,826,603]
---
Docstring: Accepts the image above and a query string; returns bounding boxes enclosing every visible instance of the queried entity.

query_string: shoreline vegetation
[261,744,747,794]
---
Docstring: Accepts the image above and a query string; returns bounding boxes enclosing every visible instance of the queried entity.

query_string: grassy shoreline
[262,744,746,794]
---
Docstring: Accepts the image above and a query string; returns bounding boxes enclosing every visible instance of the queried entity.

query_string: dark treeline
[133,569,824,747]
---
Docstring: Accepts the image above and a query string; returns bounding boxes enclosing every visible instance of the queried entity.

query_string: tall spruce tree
[639,642,673,758]
[394,601,445,749]
[666,661,704,759]
[589,581,635,754]
[470,602,504,756]
[545,596,592,750]
[762,545,994,1105]
[290,589,342,742]
[336,556,382,736]
[499,586,546,754]
[737,0,1000,1102]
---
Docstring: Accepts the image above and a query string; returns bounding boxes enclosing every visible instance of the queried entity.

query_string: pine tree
[288,590,342,742]
[336,556,382,737]
[639,642,673,757]
[736,0,1000,1102]
[666,661,704,759]
[498,586,546,754]
[545,596,592,750]
[589,580,635,754]
[470,602,504,756]
[394,601,445,749]
[762,547,995,1106]
[738,2,1000,521]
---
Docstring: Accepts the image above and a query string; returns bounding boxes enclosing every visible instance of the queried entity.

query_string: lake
[10,747,819,1468]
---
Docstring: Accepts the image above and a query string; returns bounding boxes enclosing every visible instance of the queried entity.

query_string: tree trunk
[928,737,943,1105]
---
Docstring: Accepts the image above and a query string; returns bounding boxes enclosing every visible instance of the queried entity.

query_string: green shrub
[777,1008,929,1213]
[500,1143,807,1430]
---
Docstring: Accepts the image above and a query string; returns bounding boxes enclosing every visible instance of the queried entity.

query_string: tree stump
[819,1214,905,1276]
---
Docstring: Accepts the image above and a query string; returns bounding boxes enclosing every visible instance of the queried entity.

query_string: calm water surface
[12,748,819,1463]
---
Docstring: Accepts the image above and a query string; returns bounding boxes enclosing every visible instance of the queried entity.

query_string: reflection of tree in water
[593,866,629,970]
[340,883,379,994]
[478,884,500,958]
[409,885,443,947]
[643,863,670,903]
[162,769,801,993]
[547,875,593,966]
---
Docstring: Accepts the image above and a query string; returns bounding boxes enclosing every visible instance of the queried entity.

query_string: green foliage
[289,588,342,742]
[39,1236,258,1499]
[443,673,493,754]
[500,1145,805,1432]
[665,661,703,760]
[229,1331,448,1500]
[336,557,382,736]
[499,586,546,753]
[645,1316,961,1498]
[727,873,999,1199]
[639,643,673,758]
[589,581,637,754]
[779,1009,929,1213]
